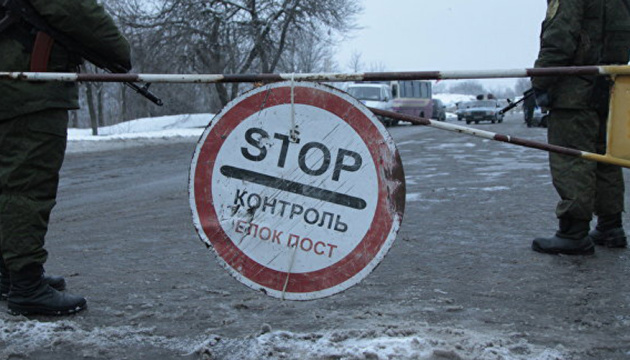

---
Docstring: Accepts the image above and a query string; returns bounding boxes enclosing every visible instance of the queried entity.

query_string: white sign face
[190,82,405,300]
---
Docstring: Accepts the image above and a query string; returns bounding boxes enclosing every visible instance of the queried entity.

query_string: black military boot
[7,264,86,316]
[0,257,66,301]
[590,213,627,248]
[532,218,594,255]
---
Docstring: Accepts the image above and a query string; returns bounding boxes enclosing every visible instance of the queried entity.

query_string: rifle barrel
[499,89,535,115]
[124,82,163,106]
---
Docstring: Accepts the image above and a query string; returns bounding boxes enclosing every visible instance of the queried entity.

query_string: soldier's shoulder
[545,0,560,22]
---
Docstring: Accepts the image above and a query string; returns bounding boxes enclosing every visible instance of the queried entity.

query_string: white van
[346,83,396,126]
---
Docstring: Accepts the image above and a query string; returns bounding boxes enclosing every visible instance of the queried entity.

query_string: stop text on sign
[241,127,364,184]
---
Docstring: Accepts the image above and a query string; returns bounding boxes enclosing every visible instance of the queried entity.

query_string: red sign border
[190,82,405,297]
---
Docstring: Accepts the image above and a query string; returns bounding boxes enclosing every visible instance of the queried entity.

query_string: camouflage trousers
[0,109,68,273]
[547,108,625,221]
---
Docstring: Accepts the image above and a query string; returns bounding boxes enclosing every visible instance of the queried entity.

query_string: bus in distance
[390,80,433,123]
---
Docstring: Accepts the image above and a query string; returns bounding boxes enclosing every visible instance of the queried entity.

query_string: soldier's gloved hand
[533,88,550,108]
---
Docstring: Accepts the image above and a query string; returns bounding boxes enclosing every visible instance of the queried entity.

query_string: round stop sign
[190,82,405,300]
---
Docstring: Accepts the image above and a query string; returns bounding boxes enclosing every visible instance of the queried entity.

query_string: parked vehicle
[431,99,446,121]
[521,91,548,128]
[460,99,504,124]
[347,83,396,126]
[390,80,433,124]
[529,106,548,127]
[455,101,470,121]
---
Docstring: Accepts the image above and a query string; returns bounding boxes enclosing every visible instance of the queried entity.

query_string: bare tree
[81,64,104,135]
[69,0,362,129]
[367,61,387,72]
[433,81,448,94]
[116,0,362,107]
[514,77,532,95]
[347,50,363,72]
[277,30,338,73]
[449,80,486,96]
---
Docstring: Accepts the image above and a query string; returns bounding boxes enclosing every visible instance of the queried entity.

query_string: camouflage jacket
[0,0,131,121]
[532,0,605,109]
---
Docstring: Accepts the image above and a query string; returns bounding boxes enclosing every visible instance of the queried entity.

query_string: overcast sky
[335,0,548,90]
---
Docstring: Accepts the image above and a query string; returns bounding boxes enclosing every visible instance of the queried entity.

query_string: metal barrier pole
[369,107,630,169]
[2,65,630,83]
[5,66,630,168]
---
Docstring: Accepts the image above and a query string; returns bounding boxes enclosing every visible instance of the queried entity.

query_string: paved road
[2,114,629,359]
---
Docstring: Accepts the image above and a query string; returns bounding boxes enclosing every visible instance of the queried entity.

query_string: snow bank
[433,93,476,108]
[0,315,568,360]
[68,113,213,141]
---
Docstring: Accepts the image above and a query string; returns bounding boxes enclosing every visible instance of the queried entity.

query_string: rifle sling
[30,31,54,72]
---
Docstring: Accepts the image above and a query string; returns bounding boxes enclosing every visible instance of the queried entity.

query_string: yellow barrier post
[580,74,630,168]
[607,75,630,160]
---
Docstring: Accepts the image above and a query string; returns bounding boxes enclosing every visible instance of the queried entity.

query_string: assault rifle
[0,0,163,106]
[499,88,534,115]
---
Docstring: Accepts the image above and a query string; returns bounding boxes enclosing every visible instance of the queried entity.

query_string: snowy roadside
[64,93,514,154]
[63,98,487,155]
[64,109,465,154]
[66,113,212,154]
[0,310,567,360]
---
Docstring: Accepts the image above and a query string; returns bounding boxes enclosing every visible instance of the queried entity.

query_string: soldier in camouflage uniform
[531,0,630,255]
[0,0,131,315]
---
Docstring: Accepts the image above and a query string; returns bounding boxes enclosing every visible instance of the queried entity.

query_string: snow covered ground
[66,113,212,153]
[68,113,211,141]
[66,93,473,150]
[432,93,475,108]
[0,313,568,360]
[66,93,476,145]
